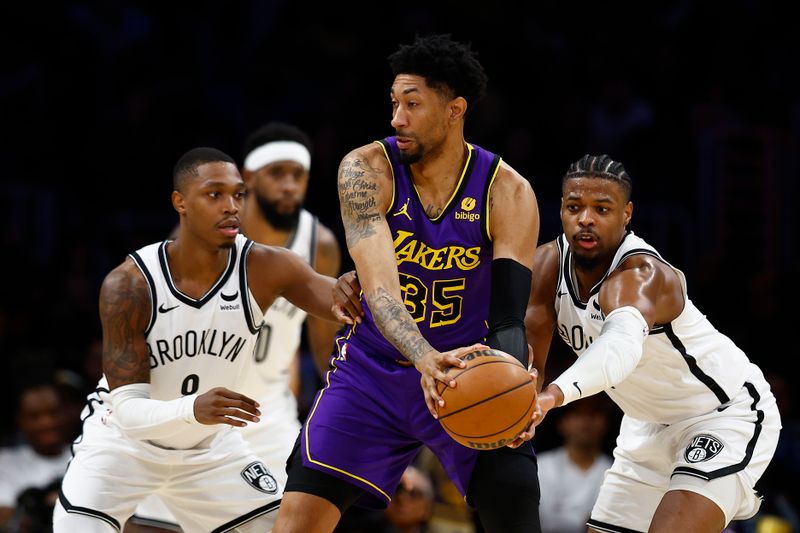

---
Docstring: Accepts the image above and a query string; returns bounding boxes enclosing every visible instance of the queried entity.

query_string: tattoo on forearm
[101,270,151,386]
[338,155,383,247]
[367,287,433,363]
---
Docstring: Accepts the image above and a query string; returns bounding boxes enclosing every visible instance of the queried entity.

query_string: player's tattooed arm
[338,150,384,248]
[367,287,434,364]
[99,259,152,389]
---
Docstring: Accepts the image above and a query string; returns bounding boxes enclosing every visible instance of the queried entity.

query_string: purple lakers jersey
[348,136,500,361]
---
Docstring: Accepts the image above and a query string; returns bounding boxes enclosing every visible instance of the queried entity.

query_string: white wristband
[551,306,648,405]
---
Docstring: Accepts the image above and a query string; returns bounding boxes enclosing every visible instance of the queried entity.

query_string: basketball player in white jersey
[126,123,346,533]
[526,154,782,532]
[53,147,355,533]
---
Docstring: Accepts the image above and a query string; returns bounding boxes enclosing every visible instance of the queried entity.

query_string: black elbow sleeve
[486,258,532,367]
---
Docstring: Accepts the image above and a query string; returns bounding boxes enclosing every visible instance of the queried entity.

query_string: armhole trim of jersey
[481,154,502,244]
[129,251,157,336]
[375,139,397,214]
[555,236,565,299]
[239,239,261,334]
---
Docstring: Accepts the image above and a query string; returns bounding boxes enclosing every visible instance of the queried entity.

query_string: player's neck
[165,238,232,297]
[240,202,295,247]
[571,256,612,301]
[409,137,468,195]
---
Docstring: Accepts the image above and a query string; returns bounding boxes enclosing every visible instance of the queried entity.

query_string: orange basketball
[436,348,536,450]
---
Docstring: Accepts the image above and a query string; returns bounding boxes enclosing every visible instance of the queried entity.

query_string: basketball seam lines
[437,379,534,420]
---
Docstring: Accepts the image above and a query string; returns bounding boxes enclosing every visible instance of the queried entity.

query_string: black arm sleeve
[485,258,532,367]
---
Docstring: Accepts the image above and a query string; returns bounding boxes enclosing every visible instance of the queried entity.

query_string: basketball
[436,348,537,450]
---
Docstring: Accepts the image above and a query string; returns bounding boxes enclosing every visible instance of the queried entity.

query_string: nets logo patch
[684,434,724,463]
[241,461,278,494]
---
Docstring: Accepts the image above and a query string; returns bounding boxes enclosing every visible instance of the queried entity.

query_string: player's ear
[624,201,633,227]
[172,190,187,214]
[448,97,467,122]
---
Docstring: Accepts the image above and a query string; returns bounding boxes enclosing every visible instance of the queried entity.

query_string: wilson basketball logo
[684,434,724,463]
[240,461,279,494]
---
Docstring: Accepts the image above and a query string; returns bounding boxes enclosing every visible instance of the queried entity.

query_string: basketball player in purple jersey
[273,34,542,533]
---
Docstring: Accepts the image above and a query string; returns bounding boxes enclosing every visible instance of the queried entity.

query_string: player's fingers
[218,416,248,427]
[220,408,260,424]
[215,388,259,408]
[431,367,458,390]
[334,285,362,322]
[343,295,363,322]
[419,378,439,418]
[227,399,261,416]
[517,422,535,442]
[506,436,523,449]
[331,303,354,325]
[346,287,363,317]
[450,343,488,359]
[441,354,466,370]
[426,374,447,408]
[531,402,546,427]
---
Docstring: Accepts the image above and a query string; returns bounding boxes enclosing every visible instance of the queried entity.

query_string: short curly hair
[388,33,488,109]
[563,154,632,201]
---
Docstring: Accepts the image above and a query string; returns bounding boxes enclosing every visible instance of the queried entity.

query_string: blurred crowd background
[1,1,798,531]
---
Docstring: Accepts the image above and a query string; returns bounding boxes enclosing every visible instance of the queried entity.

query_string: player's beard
[397,146,423,164]
[256,195,300,230]
[572,251,604,271]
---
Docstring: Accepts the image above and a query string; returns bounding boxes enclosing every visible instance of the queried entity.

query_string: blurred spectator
[414,447,476,533]
[536,394,615,533]
[0,380,71,531]
[384,465,435,533]
[334,464,435,533]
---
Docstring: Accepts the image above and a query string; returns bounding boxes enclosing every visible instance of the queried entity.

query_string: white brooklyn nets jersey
[554,231,755,424]
[119,233,264,449]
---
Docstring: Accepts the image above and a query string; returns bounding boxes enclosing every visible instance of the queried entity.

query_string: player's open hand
[332,270,363,324]
[417,343,489,419]
[193,387,261,427]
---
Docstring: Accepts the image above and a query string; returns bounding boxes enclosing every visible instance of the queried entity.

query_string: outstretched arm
[537,255,683,415]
